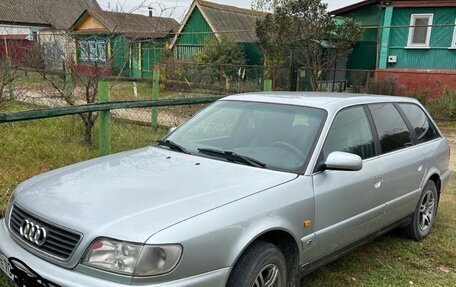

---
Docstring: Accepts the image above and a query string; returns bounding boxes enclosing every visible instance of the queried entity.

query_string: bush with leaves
[195,36,247,88]
[427,89,456,119]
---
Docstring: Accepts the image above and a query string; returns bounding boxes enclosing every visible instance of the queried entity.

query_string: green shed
[70,10,179,78]
[170,0,265,65]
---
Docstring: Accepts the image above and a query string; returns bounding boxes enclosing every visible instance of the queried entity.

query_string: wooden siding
[340,5,381,70]
[111,35,129,77]
[76,15,105,31]
[387,7,456,70]
[173,7,214,61]
[243,42,263,65]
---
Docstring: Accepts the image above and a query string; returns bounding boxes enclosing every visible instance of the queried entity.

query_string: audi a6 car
[0,93,451,287]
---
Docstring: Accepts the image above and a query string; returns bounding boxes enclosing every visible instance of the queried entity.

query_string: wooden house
[333,0,456,95]
[170,0,266,65]
[0,0,100,70]
[70,10,179,78]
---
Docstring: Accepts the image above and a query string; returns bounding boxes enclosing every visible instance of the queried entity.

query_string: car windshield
[165,100,326,173]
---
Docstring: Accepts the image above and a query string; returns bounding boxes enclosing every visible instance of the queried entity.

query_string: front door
[312,106,386,257]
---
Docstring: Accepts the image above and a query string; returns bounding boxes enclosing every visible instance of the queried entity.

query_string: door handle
[373,177,383,189]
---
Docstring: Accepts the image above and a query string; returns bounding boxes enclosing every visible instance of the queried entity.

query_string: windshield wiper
[156,140,190,154]
[198,148,267,168]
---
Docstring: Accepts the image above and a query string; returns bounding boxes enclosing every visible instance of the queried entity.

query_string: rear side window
[399,103,439,143]
[323,106,375,160]
[369,103,413,154]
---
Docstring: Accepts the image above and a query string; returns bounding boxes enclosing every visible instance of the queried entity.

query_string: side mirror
[324,151,363,171]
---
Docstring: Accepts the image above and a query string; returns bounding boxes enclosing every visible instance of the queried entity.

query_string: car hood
[14,147,296,243]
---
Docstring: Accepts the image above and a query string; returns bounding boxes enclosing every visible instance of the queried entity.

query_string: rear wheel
[405,180,439,241]
[227,241,287,287]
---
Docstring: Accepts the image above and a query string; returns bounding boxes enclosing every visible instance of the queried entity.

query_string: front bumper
[0,220,229,287]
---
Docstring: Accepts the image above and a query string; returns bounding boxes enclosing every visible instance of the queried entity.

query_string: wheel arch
[429,173,441,196]
[227,228,302,287]
[423,168,442,197]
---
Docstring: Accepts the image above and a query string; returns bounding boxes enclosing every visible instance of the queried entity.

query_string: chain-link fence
[161,61,292,95]
[0,96,217,213]
[3,16,456,211]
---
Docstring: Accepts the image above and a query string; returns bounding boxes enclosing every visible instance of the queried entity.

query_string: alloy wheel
[418,189,436,232]
[253,263,282,287]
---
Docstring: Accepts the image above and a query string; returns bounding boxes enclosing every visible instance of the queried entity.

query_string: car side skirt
[300,215,412,277]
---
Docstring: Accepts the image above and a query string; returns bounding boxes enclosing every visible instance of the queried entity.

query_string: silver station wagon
[0,93,451,287]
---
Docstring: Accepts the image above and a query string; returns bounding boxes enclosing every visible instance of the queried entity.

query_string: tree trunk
[79,112,97,147]
[83,112,94,146]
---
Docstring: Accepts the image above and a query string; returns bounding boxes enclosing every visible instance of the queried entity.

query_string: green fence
[0,63,284,214]
[0,71,221,216]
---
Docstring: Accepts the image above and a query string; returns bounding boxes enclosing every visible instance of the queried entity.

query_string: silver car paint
[0,92,451,286]
[11,147,296,269]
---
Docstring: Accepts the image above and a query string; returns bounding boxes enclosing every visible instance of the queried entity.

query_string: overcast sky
[97,0,360,20]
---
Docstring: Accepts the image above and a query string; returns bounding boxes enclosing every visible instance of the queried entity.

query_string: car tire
[405,180,439,241]
[226,241,288,287]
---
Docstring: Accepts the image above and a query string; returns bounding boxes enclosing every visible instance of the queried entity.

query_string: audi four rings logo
[19,219,47,246]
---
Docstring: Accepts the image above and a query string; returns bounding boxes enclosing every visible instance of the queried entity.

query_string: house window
[78,40,107,63]
[407,14,433,48]
[452,19,456,48]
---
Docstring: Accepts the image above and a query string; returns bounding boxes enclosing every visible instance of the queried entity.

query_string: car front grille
[9,205,82,260]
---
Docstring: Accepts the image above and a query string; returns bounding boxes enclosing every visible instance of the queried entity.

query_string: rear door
[368,103,426,223]
[312,106,386,257]
[397,103,446,173]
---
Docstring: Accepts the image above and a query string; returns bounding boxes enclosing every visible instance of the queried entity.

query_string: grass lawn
[0,103,455,286]
[0,101,167,211]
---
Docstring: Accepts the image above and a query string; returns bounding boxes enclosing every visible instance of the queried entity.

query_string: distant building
[0,0,100,70]
[333,0,456,96]
[0,34,35,66]
[70,10,179,78]
[170,0,265,65]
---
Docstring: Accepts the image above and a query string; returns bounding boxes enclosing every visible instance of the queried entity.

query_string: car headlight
[82,238,182,277]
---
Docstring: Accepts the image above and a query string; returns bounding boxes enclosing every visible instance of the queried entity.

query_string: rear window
[369,103,413,154]
[398,103,440,143]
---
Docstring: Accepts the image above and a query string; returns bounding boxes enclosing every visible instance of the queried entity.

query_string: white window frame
[407,13,433,48]
[79,40,107,62]
[451,19,456,49]
[97,41,107,62]
[79,40,90,61]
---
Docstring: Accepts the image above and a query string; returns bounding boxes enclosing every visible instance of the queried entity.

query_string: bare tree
[254,0,363,91]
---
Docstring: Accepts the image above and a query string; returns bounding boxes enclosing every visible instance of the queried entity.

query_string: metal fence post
[151,65,160,131]
[98,81,111,156]
[264,79,273,92]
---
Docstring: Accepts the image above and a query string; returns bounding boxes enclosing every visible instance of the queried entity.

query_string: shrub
[367,77,403,96]
[406,89,429,106]
[427,89,456,119]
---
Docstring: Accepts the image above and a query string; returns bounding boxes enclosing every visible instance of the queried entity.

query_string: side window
[369,103,413,154]
[323,106,375,160]
[399,103,439,143]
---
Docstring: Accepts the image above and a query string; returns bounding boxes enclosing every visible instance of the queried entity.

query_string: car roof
[222,92,420,112]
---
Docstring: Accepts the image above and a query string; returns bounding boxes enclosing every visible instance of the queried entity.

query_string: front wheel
[404,180,439,241]
[227,241,287,287]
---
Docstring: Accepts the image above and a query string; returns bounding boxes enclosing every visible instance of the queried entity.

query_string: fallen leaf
[438,265,450,273]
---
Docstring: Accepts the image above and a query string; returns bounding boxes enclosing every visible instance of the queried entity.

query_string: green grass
[0,105,455,286]
[301,177,456,286]
[0,101,167,212]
